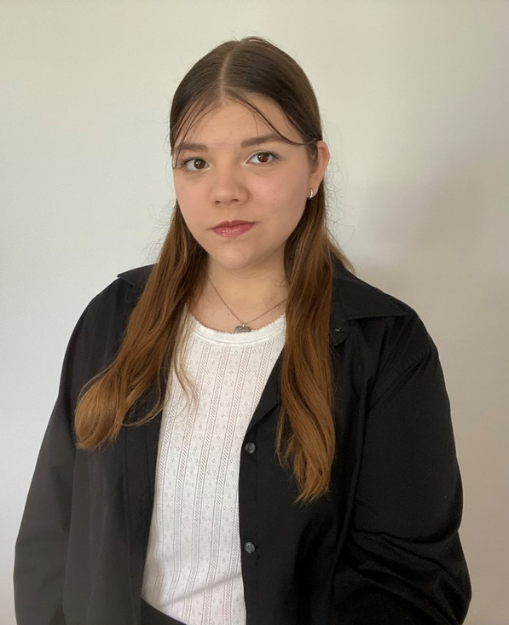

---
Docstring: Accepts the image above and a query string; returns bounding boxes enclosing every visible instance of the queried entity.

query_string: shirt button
[244,442,256,454]
[244,541,256,554]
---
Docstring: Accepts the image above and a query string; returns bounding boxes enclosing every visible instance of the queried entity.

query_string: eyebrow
[174,133,286,154]
[241,133,285,148]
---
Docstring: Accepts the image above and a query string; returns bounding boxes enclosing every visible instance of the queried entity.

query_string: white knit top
[142,313,286,625]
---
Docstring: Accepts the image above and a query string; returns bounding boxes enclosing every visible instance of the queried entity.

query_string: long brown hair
[75,37,350,502]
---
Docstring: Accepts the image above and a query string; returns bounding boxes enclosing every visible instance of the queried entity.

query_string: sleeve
[334,314,471,624]
[13,307,93,625]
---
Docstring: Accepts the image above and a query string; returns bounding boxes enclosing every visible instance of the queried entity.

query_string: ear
[309,140,330,190]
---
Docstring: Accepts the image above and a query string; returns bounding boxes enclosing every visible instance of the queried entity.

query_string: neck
[190,261,288,333]
[208,259,287,304]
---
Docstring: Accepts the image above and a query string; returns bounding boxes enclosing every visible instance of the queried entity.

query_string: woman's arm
[13,309,90,625]
[334,314,471,624]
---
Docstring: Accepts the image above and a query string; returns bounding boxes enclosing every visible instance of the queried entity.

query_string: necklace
[209,279,286,333]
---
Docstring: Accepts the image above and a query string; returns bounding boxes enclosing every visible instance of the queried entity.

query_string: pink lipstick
[213,220,254,237]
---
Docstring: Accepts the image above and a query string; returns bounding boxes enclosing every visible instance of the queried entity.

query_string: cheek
[174,183,204,221]
[261,170,308,207]
[271,180,308,222]
[176,201,202,239]
[174,178,192,204]
[174,171,204,198]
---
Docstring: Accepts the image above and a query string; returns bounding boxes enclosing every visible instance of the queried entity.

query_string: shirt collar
[329,258,406,345]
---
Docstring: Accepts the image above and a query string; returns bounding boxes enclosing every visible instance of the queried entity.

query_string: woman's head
[171,92,329,279]
[169,37,323,161]
[167,37,332,281]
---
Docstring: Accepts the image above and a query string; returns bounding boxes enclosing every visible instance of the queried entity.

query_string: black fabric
[141,600,185,625]
[14,260,471,624]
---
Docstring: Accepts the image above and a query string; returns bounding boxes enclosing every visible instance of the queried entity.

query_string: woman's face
[172,95,329,278]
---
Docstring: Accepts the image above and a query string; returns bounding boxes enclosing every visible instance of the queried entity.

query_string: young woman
[14,37,471,625]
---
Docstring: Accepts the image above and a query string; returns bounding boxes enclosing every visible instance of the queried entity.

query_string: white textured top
[142,313,286,625]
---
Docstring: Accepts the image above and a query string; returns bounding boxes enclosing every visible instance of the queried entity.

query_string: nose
[210,164,248,206]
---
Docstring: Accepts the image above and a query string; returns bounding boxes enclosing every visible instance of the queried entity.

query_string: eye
[248,151,279,165]
[181,158,208,172]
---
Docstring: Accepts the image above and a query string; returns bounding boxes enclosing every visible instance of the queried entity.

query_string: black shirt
[14,261,471,624]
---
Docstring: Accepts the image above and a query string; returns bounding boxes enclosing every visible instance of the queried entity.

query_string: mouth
[212,220,255,237]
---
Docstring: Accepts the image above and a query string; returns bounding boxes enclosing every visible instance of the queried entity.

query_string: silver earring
[308,188,314,200]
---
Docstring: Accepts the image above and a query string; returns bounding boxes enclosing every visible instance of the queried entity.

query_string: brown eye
[183,158,208,172]
[248,152,278,165]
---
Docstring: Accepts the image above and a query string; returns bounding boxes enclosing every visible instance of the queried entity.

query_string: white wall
[1,1,508,623]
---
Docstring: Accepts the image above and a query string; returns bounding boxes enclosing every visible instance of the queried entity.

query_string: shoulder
[331,260,438,375]
[81,264,153,323]
[64,265,154,380]
[331,259,420,325]
[116,264,153,293]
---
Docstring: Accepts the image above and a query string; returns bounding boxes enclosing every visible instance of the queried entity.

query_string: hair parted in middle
[75,36,351,502]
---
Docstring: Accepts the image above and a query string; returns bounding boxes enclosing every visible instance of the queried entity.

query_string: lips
[213,220,254,237]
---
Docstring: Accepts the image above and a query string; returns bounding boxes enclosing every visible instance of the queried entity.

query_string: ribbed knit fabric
[142,313,286,625]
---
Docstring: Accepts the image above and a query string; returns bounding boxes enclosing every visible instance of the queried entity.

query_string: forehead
[176,95,302,146]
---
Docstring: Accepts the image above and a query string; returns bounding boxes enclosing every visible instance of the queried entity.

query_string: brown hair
[75,37,351,502]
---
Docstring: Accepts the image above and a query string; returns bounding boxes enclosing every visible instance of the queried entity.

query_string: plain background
[1,1,508,623]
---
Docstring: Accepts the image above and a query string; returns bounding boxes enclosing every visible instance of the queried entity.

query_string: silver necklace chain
[209,279,286,333]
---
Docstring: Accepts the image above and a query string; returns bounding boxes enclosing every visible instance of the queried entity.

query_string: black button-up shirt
[14,261,471,624]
